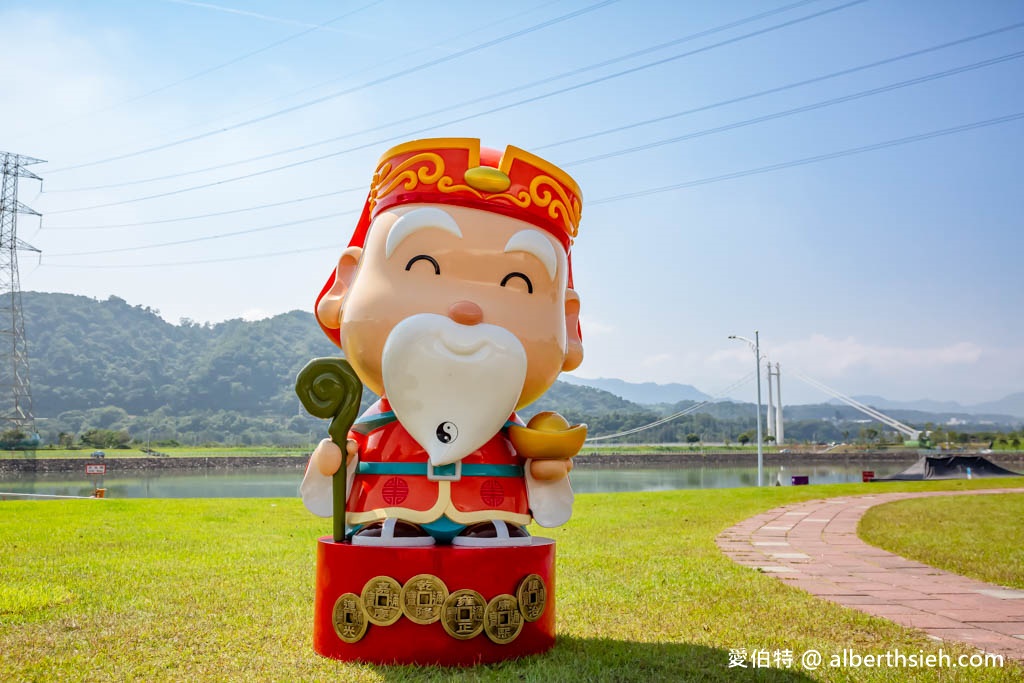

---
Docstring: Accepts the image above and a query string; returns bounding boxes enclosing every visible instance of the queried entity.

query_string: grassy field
[2,480,1023,681]
[859,492,1024,590]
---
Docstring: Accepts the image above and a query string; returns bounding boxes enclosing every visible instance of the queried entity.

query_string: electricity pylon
[0,152,43,435]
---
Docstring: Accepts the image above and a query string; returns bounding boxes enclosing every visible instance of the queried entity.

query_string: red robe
[344,398,532,528]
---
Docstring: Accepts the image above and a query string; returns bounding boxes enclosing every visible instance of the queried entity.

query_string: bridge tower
[773,362,784,445]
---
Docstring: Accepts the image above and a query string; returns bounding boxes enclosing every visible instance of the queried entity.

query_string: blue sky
[2,0,1022,405]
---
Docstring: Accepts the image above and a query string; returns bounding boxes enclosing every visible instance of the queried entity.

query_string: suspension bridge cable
[45,0,827,193]
[585,372,756,442]
[43,0,865,213]
[45,0,622,174]
[789,368,922,435]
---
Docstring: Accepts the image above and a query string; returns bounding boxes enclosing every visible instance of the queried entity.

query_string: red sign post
[85,463,106,476]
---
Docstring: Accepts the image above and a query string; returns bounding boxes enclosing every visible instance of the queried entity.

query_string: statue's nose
[448,300,483,326]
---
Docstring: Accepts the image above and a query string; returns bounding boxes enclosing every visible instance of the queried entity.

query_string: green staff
[295,358,363,543]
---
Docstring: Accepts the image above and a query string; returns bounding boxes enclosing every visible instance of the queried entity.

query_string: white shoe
[351,518,436,547]
[451,520,532,547]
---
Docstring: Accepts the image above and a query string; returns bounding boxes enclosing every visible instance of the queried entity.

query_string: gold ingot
[484,593,524,644]
[332,592,368,643]
[442,589,486,640]
[516,573,547,622]
[464,166,511,193]
[361,575,403,626]
[400,574,449,625]
[508,411,587,461]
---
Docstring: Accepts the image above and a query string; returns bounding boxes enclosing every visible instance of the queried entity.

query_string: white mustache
[381,313,527,466]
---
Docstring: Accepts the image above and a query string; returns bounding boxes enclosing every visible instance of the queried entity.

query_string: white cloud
[640,353,672,368]
[706,334,984,377]
[771,334,983,377]
[241,308,271,321]
[694,333,1019,404]
[578,314,613,336]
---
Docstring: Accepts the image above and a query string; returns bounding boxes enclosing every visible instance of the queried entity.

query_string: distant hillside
[24,292,339,417]
[845,395,966,414]
[16,292,1022,447]
[21,292,641,445]
[560,375,710,405]
[839,394,1024,419]
[971,392,1024,419]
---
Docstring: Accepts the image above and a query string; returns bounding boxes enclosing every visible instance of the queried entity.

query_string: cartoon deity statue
[300,138,586,548]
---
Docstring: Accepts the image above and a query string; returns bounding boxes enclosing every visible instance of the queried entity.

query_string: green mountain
[18,292,1021,448]
[21,292,640,446]
[559,375,710,404]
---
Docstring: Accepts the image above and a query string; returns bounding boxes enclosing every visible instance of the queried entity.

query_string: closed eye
[500,272,533,294]
[405,254,440,275]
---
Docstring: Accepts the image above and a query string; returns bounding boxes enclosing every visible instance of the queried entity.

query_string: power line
[43,187,363,230]
[44,0,864,214]
[46,0,827,193]
[564,50,1024,167]
[42,243,342,269]
[157,0,369,31]
[46,0,623,174]
[100,0,563,158]
[590,110,1024,206]
[534,20,1024,154]
[45,109,1023,269]
[27,1,385,137]
[45,210,356,257]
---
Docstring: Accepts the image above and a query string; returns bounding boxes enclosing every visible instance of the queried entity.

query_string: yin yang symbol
[436,421,458,444]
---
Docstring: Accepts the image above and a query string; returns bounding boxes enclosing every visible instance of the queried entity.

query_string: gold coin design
[441,589,486,640]
[483,593,524,644]
[360,575,403,626]
[332,592,368,643]
[400,574,449,625]
[515,573,547,622]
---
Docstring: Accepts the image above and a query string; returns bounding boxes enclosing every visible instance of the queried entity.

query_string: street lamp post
[729,332,764,487]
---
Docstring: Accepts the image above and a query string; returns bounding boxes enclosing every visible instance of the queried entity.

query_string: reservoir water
[0,460,916,499]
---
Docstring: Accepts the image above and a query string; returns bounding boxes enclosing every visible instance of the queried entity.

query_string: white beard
[381,313,528,466]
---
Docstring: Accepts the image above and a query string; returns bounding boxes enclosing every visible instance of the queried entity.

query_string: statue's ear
[562,288,583,372]
[315,246,362,331]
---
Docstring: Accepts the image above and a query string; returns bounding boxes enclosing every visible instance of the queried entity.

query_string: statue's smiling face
[331,203,581,409]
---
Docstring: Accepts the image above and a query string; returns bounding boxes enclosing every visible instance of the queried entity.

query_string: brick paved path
[716,489,1024,660]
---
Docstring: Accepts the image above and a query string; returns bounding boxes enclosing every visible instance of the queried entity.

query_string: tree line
[17,292,1023,449]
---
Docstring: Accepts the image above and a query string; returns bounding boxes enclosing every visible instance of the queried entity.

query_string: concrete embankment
[2,450,1022,473]
[0,455,310,473]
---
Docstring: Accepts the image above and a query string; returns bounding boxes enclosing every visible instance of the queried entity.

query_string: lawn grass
[858,491,1024,590]
[1,480,1022,681]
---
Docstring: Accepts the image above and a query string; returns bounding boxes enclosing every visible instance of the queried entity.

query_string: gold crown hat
[316,138,584,346]
[366,137,582,252]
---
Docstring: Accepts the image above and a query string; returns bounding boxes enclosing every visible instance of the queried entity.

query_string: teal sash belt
[357,462,523,478]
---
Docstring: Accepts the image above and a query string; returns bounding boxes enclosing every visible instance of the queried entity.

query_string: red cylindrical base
[312,537,556,666]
